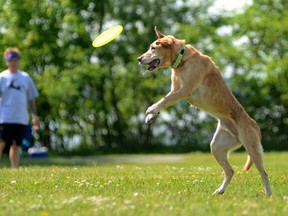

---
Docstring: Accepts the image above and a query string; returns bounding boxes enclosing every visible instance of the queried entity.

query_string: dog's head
[137,26,186,71]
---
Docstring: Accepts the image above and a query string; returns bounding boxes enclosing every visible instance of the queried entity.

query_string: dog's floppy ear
[154,26,165,39]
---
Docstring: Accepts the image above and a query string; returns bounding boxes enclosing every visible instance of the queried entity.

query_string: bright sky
[210,0,252,13]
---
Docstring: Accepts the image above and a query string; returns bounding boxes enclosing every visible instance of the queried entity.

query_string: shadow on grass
[0,157,97,168]
[0,154,186,168]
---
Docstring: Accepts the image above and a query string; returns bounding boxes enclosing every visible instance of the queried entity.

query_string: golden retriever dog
[137,26,272,196]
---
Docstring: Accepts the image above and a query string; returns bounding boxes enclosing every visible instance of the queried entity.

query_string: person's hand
[32,115,40,131]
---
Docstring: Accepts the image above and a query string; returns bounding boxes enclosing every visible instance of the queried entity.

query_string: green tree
[227,0,288,150]
[4,0,285,153]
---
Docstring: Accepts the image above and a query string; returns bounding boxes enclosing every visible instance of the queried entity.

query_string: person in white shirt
[0,47,39,168]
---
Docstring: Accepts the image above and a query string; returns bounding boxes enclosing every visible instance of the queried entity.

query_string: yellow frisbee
[92,25,123,48]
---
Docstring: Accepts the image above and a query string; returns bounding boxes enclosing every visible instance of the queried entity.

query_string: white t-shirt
[0,70,39,125]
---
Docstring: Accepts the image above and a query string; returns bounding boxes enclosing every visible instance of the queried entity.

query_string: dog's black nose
[137,56,143,63]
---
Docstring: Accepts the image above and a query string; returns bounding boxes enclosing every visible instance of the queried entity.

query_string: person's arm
[30,100,40,130]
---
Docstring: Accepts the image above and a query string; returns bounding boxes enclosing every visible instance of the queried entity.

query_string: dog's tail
[243,155,253,171]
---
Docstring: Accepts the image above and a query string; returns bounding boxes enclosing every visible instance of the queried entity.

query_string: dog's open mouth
[147,59,160,70]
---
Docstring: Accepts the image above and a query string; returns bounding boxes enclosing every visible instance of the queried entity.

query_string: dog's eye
[151,47,155,51]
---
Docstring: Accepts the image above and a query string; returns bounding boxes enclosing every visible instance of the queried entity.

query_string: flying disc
[92,25,123,48]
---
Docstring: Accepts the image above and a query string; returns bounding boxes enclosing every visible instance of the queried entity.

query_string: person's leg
[0,140,6,159]
[0,124,7,159]
[10,124,27,169]
[9,143,19,169]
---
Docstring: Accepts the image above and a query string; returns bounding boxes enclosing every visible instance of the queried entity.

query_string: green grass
[0,152,287,216]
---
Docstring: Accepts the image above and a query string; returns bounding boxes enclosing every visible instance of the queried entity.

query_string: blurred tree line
[0,0,287,154]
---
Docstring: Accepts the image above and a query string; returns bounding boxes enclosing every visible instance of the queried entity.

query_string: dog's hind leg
[248,146,272,196]
[238,124,272,196]
[210,121,240,195]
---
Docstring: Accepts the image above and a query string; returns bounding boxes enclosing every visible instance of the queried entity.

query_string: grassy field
[0,152,287,216]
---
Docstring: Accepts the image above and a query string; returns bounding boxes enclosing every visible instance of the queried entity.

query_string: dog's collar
[172,45,187,69]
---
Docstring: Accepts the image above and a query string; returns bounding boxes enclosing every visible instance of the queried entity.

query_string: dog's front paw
[145,113,159,124]
[145,105,159,115]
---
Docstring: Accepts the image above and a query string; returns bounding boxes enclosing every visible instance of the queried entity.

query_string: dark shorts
[0,124,27,147]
